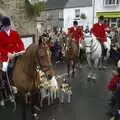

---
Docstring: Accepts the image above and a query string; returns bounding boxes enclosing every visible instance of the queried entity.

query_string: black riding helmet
[1,16,11,27]
[98,15,104,22]
[73,20,78,26]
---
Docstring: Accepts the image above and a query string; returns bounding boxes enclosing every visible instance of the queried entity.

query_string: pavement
[0,61,113,120]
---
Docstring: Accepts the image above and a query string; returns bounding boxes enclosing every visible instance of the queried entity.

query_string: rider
[67,20,84,54]
[0,16,25,106]
[91,15,110,57]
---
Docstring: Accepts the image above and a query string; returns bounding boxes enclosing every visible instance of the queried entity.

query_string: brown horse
[65,38,79,79]
[12,37,56,120]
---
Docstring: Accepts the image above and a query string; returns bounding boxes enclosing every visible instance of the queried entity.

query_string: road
[0,62,112,120]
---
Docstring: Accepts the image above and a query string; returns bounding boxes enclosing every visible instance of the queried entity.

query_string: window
[105,18,119,27]
[75,9,80,18]
[104,0,119,6]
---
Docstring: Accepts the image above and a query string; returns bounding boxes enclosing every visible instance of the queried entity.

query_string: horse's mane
[18,43,39,79]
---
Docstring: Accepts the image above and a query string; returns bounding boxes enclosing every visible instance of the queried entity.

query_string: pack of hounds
[33,69,72,108]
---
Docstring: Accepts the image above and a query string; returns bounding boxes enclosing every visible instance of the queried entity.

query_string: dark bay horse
[12,39,56,120]
[65,38,79,79]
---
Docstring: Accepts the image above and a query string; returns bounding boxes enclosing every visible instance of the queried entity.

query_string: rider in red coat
[68,21,84,46]
[91,16,108,44]
[0,17,25,62]
[0,16,25,106]
[91,16,110,56]
[0,29,25,62]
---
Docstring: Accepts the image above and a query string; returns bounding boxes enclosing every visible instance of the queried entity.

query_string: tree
[25,0,46,17]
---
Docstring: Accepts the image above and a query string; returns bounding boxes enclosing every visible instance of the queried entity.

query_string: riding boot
[101,44,107,69]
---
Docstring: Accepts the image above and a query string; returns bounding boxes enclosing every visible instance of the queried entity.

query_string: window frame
[75,9,80,19]
[21,34,35,50]
[103,0,119,6]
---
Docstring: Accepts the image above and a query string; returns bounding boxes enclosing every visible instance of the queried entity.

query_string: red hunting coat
[0,30,25,62]
[91,23,108,43]
[108,75,120,91]
[68,26,84,44]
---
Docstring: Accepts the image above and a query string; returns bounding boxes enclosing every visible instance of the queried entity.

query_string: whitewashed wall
[63,7,93,32]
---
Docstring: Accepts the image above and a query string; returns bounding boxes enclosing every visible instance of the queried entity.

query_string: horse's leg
[86,53,92,69]
[47,92,50,106]
[72,60,75,78]
[67,60,70,78]
[87,54,92,79]
[92,58,99,81]
[60,90,64,103]
[20,94,27,120]
[0,71,7,106]
[50,88,54,104]
[31,90,40,120]
[0,88,6,106]
[40,88,45,108]
[100,56,107,70]
[99,56,103,70]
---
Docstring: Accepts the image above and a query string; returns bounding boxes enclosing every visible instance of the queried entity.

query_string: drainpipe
[92,0,95,24]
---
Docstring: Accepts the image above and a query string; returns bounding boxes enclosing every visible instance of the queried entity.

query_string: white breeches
[2,62,9,72]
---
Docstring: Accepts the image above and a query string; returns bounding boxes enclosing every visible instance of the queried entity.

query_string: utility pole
[92,0,95,24]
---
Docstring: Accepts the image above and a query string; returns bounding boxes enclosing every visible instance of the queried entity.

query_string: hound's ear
[39,36,43,45]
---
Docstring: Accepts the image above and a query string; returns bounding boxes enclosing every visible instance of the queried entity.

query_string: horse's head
[83,35,93,53]
[37,36,52,70]
[65,37,73,51]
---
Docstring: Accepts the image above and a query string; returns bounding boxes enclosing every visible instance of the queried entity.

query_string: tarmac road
[0,62,112,120]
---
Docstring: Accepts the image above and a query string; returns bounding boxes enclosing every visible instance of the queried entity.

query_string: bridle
[35,45,53,74]
[84,38,93,54]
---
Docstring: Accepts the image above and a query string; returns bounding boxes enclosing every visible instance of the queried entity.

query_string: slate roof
[65,0,92,8]
[46,0,92,10]
[46,0,68,10]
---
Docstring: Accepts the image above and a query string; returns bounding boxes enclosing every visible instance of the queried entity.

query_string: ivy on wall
[0,0,4,4]
[25,0,46,17]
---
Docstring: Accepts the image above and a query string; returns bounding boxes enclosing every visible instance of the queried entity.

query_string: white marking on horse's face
[86,47,91,53]
[84,37,92,47]
[84,37,92,53]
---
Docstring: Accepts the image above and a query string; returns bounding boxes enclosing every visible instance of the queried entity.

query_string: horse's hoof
[109,116,115,120]
[32,113,39,120]
[87,74,92,80]
[92,76,96,80]
[0,100,5,106]
[87,77,91,81]
[60,101,64,104]
[103,66,107,70]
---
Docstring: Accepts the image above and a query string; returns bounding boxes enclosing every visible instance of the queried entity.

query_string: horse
[83,33,111,80]
[11,38,57,120]
[64,37,79,79]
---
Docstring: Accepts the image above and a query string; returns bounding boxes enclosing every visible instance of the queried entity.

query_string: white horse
[83,33,111,80]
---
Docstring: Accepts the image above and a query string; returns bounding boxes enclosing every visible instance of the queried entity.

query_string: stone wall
[0,0,38,40]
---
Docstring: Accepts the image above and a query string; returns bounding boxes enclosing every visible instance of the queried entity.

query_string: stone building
[0,0,38,40]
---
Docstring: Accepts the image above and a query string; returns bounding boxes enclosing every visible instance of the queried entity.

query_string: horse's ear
[39,36,43,45]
